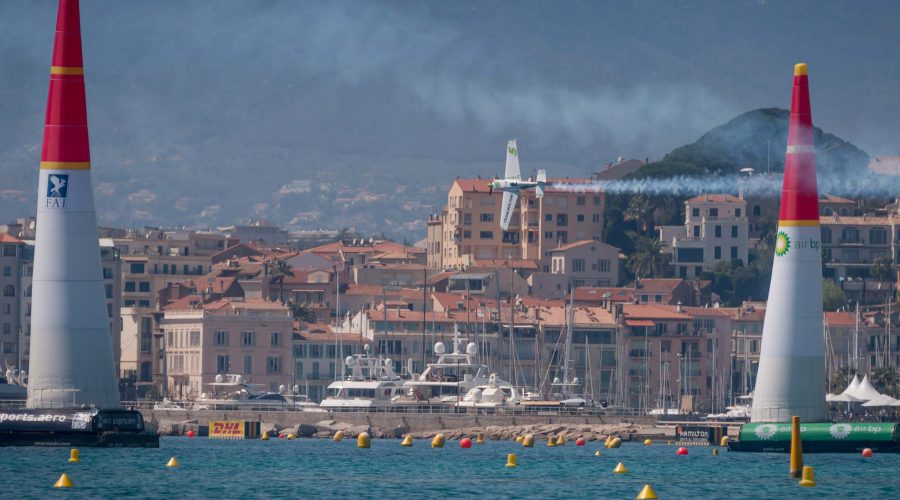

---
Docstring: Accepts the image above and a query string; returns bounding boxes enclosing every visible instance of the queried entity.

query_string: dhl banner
[208,420,260,440]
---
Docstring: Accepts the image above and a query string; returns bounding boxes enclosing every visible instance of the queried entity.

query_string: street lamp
[676,352,683,413]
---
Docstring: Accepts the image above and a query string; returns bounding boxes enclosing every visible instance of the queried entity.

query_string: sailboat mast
[563,286,574,386]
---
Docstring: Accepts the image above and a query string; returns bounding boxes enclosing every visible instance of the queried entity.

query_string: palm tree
[627,235,669,279]
[623,195,654,233]
[289,301,317,323]
[269,259,294,304]
[871,366,900,396]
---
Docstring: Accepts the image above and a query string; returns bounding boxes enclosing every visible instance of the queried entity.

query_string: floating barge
[728,422,900,453]
[0,409,159,448]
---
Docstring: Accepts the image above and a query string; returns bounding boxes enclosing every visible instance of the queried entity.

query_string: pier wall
[141,409,657,437]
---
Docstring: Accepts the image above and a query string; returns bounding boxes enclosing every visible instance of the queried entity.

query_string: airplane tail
[535,170,547,198]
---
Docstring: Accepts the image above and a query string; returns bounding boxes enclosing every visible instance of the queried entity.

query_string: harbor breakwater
[141,409,669,441]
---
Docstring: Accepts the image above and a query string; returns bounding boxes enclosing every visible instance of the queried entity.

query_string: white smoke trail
[552,173,900,198]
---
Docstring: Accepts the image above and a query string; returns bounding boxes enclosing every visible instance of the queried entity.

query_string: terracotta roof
[633,279,686,294]
[163,295,288,313]
[622,304,693,321]
[0,234,23,244]
[686,194,743,204]
[681,306,735,317]
[344,284,385,296]
[824,311,857,327]
[820,214,900,225]
[294,323,367,343]
[819,194,855,204]
[454,178,492,193]
[534,304,616,327]
[472,259,539,270]
[550,240,607,253]
[574,287,635,303]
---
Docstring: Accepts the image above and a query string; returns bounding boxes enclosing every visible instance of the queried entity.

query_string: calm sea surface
[3,437,899,499]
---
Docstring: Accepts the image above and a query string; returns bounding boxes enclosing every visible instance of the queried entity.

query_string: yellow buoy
[54,473,73,488]
[713,448,719,456]
[357,432,371,449]
[636,484,658,499]
[643,438,652,446]
[613,462,628,474]
[431,434,445,448]
[556,435,566,446]
[790,416,803,479]
[720,436,729,447]
[798,466,816,487]
[287,433,296,440]
[604,436,613,448]
[261,431,270,441]
[609,437,622,449]
[166,456,180,468]
[594,450,602,457]
[522,434,534,448]
[547,435,557,447]
[476,433,485,444]
[505,453,518,468]
[334,430,345,442]
[401,435,413,447]
[68,449,80,463]
[515,436,524,444]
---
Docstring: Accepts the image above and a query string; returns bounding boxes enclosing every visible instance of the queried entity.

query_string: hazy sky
[2,0,899,169]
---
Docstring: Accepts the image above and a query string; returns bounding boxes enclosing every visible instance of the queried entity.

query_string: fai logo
[775,231,790,257]
[45,174,68,209]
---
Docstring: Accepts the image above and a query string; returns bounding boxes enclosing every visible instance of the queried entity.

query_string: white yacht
[0,368,27,405]
[457,373,520,409]
[194,374,294,411]
[320,347,405,411]
[395,331,513,407]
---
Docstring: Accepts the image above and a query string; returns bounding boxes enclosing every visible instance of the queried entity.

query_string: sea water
[2,438,899,498]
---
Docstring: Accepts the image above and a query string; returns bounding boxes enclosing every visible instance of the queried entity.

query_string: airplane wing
[499,191,518,231]
[505,139,521,180]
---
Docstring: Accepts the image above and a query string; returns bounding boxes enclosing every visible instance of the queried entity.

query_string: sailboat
[521,290,594,408]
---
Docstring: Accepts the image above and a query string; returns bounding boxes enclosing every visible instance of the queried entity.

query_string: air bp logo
[829,423,852,440]
[45,174,68,209]
[754,424,778,440]
[775,231,790,257]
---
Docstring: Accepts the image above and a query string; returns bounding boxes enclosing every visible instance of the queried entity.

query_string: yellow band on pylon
[779,220,820,227]
[40,161,91,170]
[50,66,84,75]
[794,63,808,76]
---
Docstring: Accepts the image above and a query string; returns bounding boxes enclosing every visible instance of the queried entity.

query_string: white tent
[862,394,899,407]
[843,374,861,395]
[849,375,882,401]
[826,392,863,403]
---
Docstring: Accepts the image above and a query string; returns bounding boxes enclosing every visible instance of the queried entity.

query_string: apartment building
[620,303,735,413]
[159,296,293,398]
[428,178,604,270]
[292,324,367,402]
[820,209,900,304]
[531,240,621,298]
[0,235,24,369]
[659,194,749,277]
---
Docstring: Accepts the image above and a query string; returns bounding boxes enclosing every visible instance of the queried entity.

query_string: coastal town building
[427,178,604,270]
[158,296,293,398]
[659,194,749,277]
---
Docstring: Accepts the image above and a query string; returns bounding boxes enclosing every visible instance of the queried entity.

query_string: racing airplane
[488,139,547,230]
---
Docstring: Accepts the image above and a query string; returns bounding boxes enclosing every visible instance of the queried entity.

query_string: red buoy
[676,447,688,456]
[186,430,195,438]
[575,438,586,446]
[460,438,473,449]
[862,448,873,458]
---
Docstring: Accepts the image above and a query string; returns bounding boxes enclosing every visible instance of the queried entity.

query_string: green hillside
[633,108,869,179]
